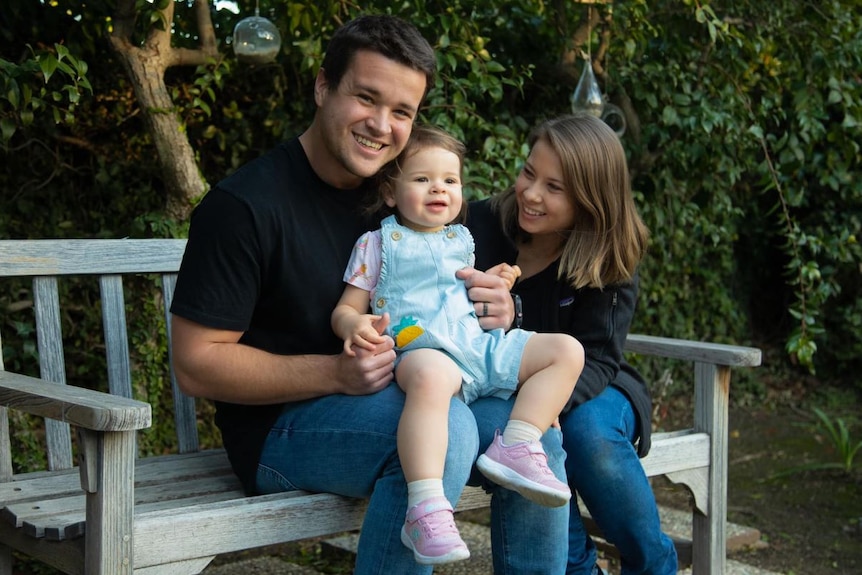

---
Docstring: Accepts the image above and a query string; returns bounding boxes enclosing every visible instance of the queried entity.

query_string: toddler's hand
[485,262,522,290]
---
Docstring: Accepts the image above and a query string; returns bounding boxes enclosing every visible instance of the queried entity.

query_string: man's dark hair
[321,15,436,98]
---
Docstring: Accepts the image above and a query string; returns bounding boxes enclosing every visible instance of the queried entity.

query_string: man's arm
[170,314,395,404]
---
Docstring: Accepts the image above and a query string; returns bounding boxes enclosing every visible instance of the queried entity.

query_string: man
[170,14,568,573]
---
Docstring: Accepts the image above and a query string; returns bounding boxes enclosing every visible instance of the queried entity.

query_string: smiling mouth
[355,134,383,151]
[523,206,544,216]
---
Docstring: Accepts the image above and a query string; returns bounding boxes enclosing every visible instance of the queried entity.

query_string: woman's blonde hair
[492,114,649,289]
[366,124,468,224]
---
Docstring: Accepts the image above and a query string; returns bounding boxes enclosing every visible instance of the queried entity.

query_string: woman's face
[514,138,576,239]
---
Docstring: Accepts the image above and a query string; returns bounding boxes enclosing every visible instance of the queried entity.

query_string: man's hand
[335,313,396,395]
[456,267,516,330]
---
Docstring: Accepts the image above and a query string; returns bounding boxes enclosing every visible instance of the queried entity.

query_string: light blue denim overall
[373,215,533,403]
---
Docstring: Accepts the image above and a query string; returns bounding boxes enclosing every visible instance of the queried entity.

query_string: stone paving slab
[204,556,320,575]
[320,510,779,574]
[322,519,495,575]
[657,505,764,551]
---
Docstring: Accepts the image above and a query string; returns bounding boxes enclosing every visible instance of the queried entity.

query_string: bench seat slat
[642,431,710,476]
[19,490,251,542]
[0,450,232,507]
[132,485,491,570]
[4,473,244,530]
[7,476,245,541]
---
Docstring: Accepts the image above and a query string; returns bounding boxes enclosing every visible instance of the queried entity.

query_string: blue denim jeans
[256,384,568,575]
[561,386,677,575]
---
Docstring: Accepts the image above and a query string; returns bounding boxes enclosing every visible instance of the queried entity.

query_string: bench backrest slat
[33,276,74,471]
[100,275,133,399]
[0,329,10,481]
[162,272,200,453]
[0,406,10,481]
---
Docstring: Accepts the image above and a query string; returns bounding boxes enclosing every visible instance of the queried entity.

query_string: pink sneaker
[400,496,470,565]
[476,431,572,507]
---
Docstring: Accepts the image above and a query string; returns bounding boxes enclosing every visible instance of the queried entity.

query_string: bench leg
[691,362,730,575]
[78,429,137,575]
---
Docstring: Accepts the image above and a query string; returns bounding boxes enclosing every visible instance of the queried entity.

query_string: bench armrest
[625,334,762,368]
[0,370,151,432]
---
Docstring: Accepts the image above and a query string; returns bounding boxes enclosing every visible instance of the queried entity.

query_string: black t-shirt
[171,138,376,492]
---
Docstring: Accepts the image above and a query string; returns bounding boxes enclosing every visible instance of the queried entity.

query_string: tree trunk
[110,0,218,223]
[119,52,206,220]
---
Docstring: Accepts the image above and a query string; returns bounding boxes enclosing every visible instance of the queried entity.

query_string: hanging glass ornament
[232,2,282,64]
[570,58,605,118]
[571,57,627,137]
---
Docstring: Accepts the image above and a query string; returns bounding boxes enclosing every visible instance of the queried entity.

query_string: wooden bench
[0,239,761,575]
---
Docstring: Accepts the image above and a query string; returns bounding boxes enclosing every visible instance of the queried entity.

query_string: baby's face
[388,146,463,232]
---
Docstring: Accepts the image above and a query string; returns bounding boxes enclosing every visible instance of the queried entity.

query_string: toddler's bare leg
[513,334,584,430]
[396,349,463,482]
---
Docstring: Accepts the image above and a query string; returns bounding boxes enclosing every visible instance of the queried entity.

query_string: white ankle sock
[407,478,445,509]
[502,419,542,446]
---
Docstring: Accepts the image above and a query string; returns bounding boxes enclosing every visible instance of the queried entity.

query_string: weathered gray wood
[131,485,490,570]
[133,493,368,567]
[0,371,151,432]
[640,431,709,476]
[665,468,709,515]
[82,428,137,575]
[6,475,242,529]
[162,272,199,453]
[100,275,133,399]
[0,407,10,483]
[626,333,762,367]
[77,427,99,494]
[0,240,187,277]
[692,361,730,575]
[33,276,75,471]
[0,519,85,574]
[0,450,231,508]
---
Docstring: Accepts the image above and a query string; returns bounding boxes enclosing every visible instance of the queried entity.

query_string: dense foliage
[1,1,860,462]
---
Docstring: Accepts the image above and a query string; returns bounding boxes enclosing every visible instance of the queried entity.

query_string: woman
[468,113,678,575]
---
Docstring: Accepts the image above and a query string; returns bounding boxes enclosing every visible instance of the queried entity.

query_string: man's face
[314,50,428,189]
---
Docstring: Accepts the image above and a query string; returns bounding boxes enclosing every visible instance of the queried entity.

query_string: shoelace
[419,512,460,537]
[516,443,556,477]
